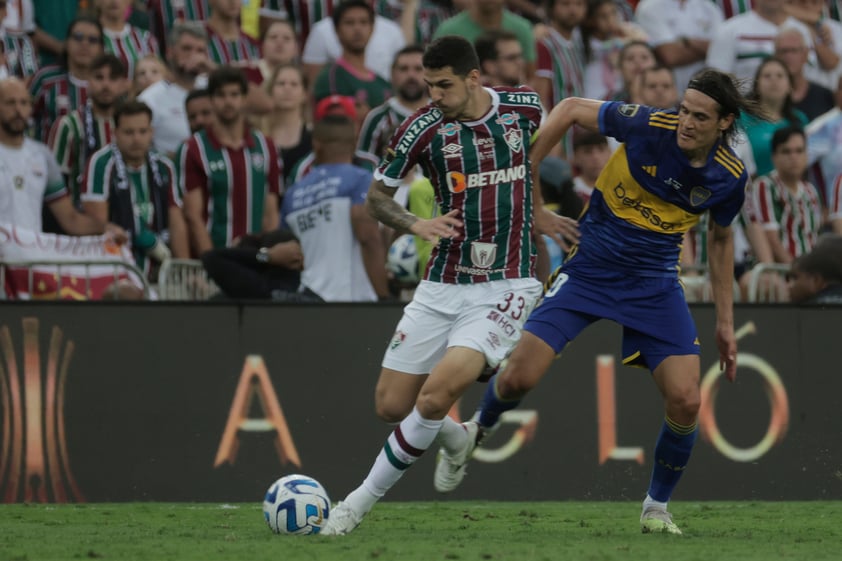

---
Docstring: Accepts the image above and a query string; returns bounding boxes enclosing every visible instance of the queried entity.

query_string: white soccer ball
[387,234,419,283]
[263,474,331,535]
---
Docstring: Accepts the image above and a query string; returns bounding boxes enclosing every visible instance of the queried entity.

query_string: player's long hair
[686,69,767,146]
[422,36,480,77]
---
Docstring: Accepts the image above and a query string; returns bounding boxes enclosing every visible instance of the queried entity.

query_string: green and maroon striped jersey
[103,24,160,80]
[205,23,261,65]
[752,170,822,259]
[47,108,115,204]
[181,126,282,248]
[80,144,178,273]
[357,97,414,159]
[536,28,584,156]
[29,65,88,142]
[377,86,542,284]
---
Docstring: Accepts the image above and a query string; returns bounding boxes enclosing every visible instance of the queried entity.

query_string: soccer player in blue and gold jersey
[440,69,766,535]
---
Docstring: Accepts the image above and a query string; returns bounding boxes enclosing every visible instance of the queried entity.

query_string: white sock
[643,494,668,512]
[434,416,468,455]
[354,407,443,509]
[343,484,379,516]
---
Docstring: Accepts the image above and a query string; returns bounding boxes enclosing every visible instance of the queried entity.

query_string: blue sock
[477,374,521,429]
[647,416,698,502]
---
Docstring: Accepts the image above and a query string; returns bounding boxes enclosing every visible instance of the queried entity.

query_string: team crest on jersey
[470,241,497,269]
[251,154,264,169]
[689,186,711,206]
[495,113,518,126]
[618,104,640,118]
[504,129,523,152]
[13,176,24,190]
[438,123,461,137]
[441,143,462,158]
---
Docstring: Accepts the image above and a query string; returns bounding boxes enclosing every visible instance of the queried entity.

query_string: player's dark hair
[748,57,800,125]
[686,68,767,145]
[474,30,519,67]
[185,88,210,108]
[771,125,805,152]
[114,99,153,128]
[332,0,374,28]
[91,53,127,79]
[207,65,249,96]
[423,36,480,77]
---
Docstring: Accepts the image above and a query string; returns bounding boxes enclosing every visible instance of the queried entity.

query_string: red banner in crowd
[0,224,139,300]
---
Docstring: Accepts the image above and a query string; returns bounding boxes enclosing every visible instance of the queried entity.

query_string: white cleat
[434,421,479,493]
[321,501,364,536]
[640,507,683,535]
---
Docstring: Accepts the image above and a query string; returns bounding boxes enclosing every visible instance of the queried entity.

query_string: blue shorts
[526,269,699,371]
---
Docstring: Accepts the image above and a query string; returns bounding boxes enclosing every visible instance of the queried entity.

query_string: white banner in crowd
[0,223,140,300]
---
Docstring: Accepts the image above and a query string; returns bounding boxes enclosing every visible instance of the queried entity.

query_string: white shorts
[382,278,543,375]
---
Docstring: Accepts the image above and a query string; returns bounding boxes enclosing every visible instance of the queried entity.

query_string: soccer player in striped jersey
[98,0,160,80]
[80,100,189,274]
[48,54,127,208]
[357,45,427,160]
[29,15,103,142]
[322,36,577,536]
[181,66,282,253]
[444,70,765,535]
[750,126,822,263]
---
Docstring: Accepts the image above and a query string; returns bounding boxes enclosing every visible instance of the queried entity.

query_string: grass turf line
[2,501,840,561]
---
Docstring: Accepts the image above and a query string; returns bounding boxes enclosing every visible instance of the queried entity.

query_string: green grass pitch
[2,501,840,561]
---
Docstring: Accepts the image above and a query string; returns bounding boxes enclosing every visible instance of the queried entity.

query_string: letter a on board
[214,355,301,468]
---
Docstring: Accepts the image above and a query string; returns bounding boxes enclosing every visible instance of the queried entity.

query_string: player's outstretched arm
[366,179,463,242]
[530,97,604,165]
[528,97,603,249]
[708,220,737,382]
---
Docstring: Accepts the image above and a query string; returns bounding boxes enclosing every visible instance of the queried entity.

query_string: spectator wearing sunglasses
[29,15,104,141]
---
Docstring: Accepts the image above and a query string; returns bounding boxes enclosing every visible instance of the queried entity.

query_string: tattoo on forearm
[369,191,419,234]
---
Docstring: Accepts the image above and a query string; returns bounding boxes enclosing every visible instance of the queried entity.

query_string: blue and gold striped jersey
[567,101,748,278]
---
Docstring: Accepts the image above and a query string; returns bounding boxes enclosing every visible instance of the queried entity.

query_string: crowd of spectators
[0,0,841,304]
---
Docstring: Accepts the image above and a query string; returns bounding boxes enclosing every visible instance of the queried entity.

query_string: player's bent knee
[414,390,454,420]
[374,400,412,423]
[666,389,701,420]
